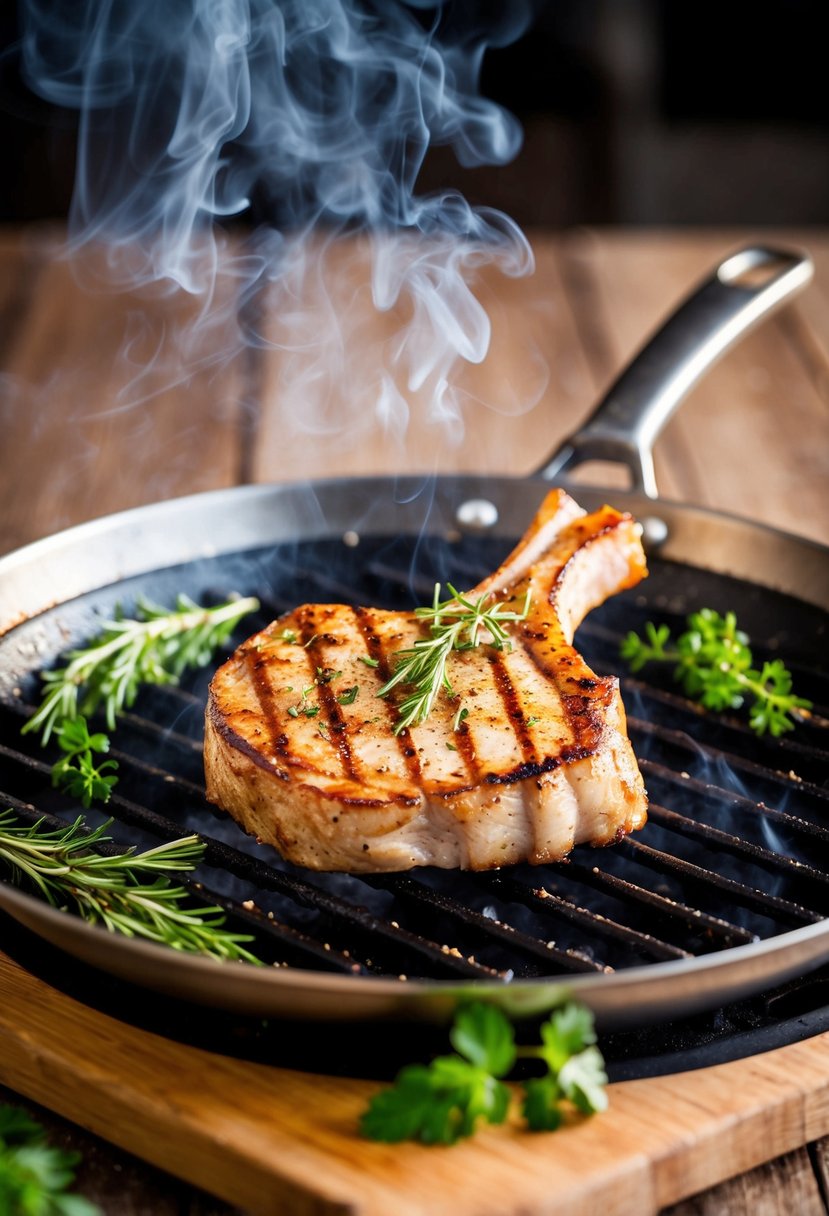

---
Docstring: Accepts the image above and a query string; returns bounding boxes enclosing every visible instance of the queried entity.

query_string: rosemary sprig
[22,593,260,744]
[378,583,531,734]
[0,810,262,963]
[620,608,812,737]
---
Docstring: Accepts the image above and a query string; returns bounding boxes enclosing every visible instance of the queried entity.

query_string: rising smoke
[18,0,539,467]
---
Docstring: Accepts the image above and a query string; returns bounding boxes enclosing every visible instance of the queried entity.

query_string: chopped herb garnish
[360,655,380,668]
[453,705,469,731]
[526,715,540,727]
[337,686,360,705]
[316,667,342,684]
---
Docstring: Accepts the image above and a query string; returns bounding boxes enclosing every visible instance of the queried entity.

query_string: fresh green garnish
[359,655,380,668]
[0,1103,100,1216]
[378,583,531,735]
[51,717,118,808]
[0,810,261,963]
[23,593,260,743]
[360,1001,606,1145]
[337,686,360,705]
[621,608,811,737]
[21,593,259,808]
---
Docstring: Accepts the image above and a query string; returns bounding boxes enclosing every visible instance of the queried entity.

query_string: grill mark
[489,650,538,767]
[450,718,479,785]
[356,605,425,789]
[352,605,388,675]
[297,606,357,781]
[243,645,294,765]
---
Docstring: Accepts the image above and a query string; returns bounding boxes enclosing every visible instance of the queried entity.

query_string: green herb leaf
[337,686,360,705]
[450,1003,516,1075]
[558,1046,609,1115]
[0,1102,101,1216]
[359,655,380,668]
[359,1052,510,1146]
[620,609,811,736]
[521,1075,564,1132]
[535,1002,598,1073]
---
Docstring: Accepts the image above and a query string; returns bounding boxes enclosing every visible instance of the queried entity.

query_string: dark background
[1,0,827,228]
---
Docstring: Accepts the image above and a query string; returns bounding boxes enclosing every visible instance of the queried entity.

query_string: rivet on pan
[342,530,360,548]
[456,499,499,530]
[641,516,669,550]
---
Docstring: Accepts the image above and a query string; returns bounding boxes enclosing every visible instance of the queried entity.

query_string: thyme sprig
[621,608,812,737]
[0,810,261,963]
[22,593,260,745]
[378,583,531,734]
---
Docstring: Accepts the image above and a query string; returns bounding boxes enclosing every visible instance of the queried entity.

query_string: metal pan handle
[537,245,814,497]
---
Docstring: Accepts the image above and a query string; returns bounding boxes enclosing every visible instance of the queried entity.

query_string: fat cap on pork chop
[204,489,648,872]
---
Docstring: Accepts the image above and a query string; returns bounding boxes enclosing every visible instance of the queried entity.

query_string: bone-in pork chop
[204,489,648,871]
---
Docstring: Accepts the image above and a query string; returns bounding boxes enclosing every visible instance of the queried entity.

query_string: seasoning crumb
[242,899,255,911]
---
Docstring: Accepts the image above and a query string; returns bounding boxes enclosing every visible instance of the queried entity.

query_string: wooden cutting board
[2,946,829,1216]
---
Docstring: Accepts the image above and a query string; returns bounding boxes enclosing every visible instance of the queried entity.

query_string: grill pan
[0,245,827,1030]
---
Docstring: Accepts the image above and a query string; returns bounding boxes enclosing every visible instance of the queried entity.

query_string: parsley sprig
[51,718,118,809]
[360,1001,607,1145]
[378,584,532,735]
[620,608,811,737]
[0,1103,100,1216]
[0,810,261,963]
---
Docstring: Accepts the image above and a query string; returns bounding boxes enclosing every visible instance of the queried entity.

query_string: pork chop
[204,489,648,871]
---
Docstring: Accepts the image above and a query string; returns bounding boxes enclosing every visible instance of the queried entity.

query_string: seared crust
[204,489,648,871]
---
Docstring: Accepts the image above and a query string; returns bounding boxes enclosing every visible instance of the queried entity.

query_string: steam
[19,0,539,463]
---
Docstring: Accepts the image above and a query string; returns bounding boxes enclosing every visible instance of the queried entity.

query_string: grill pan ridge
[0,476,827,1028]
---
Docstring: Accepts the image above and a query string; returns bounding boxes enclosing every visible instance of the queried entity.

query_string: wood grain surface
[1,225,828,1215]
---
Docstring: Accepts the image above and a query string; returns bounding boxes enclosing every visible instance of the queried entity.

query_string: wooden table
[1,226,828,1214]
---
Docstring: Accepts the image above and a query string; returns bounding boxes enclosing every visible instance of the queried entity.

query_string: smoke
[18,0,540,466]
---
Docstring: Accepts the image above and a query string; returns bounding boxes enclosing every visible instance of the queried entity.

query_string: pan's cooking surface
[0,509,827,1027]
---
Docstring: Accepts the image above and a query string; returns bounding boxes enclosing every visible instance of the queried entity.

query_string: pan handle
[536,245,814,497]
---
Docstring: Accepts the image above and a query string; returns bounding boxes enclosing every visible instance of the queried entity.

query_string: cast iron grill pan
[0,524,827,1024]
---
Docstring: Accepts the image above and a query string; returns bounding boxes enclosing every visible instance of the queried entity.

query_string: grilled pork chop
[204,489,648,872]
